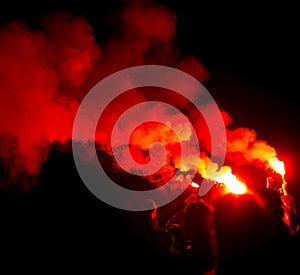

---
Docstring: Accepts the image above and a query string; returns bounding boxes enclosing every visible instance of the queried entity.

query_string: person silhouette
[180,199,217,275]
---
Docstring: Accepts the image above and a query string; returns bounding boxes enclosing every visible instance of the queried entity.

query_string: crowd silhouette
[1,145,300,274]
[119,183,300,274]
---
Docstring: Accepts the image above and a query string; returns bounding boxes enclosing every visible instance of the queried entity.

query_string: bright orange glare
[197,160,248,195]
[224,179,248,194]
[190,181,200,188]
[269,158,285,176]
[215,167,248,194]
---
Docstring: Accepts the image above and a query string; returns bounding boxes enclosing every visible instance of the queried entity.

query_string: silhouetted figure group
[213,191,296,274]
[121,184,300,275]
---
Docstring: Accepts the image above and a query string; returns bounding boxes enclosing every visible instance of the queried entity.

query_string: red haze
[0,1,284,193]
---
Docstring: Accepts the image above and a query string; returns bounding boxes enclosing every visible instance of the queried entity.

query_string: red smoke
[0,1,284,193]
[0,11,100,189]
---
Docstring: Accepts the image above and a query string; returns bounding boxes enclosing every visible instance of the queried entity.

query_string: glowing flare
[214,166,248,194]
[198,157,248,195]
[190,181,200,188]
[269,158,285,176]
[225,181,247,195]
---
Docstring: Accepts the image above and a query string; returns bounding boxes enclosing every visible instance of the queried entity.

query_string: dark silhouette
[256,187,292,236]
[280,181,300,236]
[1,144,300,274]
[183,199,217,275]
[121,198,175,273]
[265,176,300,236]
[213,192,295,275]
[166,223,191,255]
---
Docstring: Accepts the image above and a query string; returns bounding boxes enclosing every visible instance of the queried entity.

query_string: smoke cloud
[0,11,100,189]
[0,1,283,193]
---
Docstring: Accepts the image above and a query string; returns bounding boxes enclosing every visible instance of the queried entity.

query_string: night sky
[0,0,299,270]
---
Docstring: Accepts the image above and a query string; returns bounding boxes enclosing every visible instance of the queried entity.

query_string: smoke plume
[0,1,283,193]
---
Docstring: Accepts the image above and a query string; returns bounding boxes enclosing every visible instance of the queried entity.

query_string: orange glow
[223,179,248,195]
[114,117,282,195]
[269,158,286,177]
[129,122,181,166]
[190,181,200,188]
[215,166,248,194]
[198,155,248,195]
